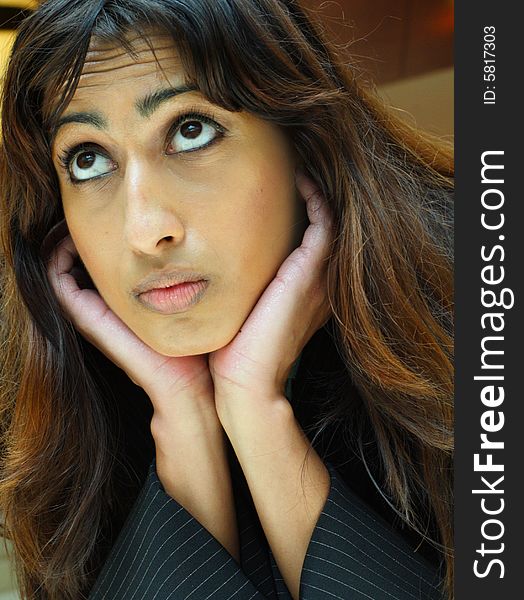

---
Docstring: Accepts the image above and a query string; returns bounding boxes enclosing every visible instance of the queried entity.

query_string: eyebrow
[54,112,107,136]
[53,84,199,138]
[135,84,198,118]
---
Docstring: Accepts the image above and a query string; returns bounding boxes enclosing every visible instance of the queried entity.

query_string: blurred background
[0,1,453,597]
[1,0,453,134]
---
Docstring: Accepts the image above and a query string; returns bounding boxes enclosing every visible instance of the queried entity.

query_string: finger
[295,169,333,225]
[48,234,78,274]
[295,169,333,259]
[47,235,83,301]
[47,238,157,373]
[40,218,69,260]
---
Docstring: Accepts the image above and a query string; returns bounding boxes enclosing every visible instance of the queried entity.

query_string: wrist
[150,405,223,447]
[148,385,220,440]
[216,391,295,446]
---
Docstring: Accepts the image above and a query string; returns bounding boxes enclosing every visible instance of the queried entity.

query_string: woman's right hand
[46,231,215,421]
[46,228,240,561]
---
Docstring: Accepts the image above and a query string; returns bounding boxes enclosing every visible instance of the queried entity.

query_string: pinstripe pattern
[89,457,267,600]
[88,454,444,599]
[299,463,445,599]
[88,347,445,598]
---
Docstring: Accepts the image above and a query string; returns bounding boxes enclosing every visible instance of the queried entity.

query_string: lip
[133,271,210,314]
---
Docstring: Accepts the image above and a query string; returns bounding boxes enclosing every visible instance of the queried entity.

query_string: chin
[145,325,239,358]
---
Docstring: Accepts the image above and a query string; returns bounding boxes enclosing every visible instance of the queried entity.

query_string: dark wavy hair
[0,1,454,598]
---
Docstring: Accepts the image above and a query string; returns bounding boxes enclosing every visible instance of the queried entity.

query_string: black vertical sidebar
[455,1,522,598]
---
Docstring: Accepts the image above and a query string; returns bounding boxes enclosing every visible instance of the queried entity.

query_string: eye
[166,112,225,154]
[60,145,116,183]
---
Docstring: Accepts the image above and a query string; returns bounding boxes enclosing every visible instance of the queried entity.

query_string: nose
[122,161,185,255]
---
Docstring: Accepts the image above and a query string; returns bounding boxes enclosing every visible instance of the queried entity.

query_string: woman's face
[51,33,307,356]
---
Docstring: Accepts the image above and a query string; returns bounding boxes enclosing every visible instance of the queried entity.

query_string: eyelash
[57,108,227,184]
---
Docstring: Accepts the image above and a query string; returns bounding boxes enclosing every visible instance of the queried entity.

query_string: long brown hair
[0,1,453,598]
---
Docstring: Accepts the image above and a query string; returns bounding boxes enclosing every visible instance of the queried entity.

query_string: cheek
[216,175,301,294]
[250,164,303,250]
[65,215,118,292]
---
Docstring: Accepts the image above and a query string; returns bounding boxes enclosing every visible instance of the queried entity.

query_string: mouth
[134,272,210,315]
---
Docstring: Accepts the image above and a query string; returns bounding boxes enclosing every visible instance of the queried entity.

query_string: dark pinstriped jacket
[88,324,446,600]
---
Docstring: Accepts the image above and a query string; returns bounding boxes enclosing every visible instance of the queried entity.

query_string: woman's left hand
[208,169,334,600]
[208,169,334,425]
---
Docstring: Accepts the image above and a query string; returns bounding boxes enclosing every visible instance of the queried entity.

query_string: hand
[208,169,334,420]
[45,225,214,416]
[45,224,242,560]
[205,170,334,597]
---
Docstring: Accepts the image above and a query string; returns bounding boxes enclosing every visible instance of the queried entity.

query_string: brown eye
[76,152,96,169]
[167,115,222,154]
[180,121,203,139]
[67,148,116,182]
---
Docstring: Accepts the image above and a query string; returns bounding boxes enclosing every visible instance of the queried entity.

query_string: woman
[0,1,454,599]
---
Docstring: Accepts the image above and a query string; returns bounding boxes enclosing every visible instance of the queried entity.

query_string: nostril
[163,236,174,242]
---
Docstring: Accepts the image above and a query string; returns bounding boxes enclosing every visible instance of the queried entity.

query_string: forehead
[72,32,186,99]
